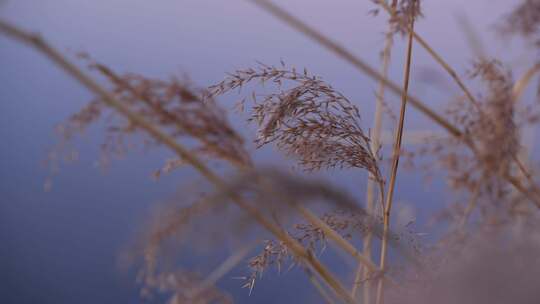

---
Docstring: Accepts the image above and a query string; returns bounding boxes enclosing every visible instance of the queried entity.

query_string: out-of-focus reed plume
[49,57,251,179]
[134,169,420,301]
[500,0,540,47]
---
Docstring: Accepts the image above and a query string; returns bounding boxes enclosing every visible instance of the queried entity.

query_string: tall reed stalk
[247,0,540,210]
[376,2,417,303]
[352,1,397,302]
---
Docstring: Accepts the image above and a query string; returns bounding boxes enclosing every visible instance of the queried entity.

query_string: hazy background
[0,1,535,303]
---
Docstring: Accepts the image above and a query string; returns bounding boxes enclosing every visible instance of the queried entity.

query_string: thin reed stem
[247,0,460,137]
[376,1,540,207]
[295,205,402,291]
[353,1,397,301]
[0,20,357,304]
[296,206,380,273]
[376,3,417,303]
[247,0,540,210]
[375,0,481,112]
[304,268,338,304]
[507,64,540,207]
[513,63,540,103]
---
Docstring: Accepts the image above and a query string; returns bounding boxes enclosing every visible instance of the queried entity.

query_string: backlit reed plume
[209,62,382,183]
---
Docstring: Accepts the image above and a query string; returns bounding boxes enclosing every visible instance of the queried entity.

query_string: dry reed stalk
[353,1,398,301]
[0,20,357,304]
[513,63,540,102]
[512,64,540,182]
[507,63,540,227]
[377,0,540,207]
[304,268,338,304]
[247,0,540,210]
[375,0,481,111]
[294,203,395,288]
[296,205,379,273]
[246,0,460,137]
[376,2,418,303]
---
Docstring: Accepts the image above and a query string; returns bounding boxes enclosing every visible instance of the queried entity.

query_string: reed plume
[210,63,382,181]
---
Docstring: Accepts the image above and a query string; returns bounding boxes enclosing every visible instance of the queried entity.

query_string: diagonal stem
[247,0,460,137]
[0,19,357,304]
[375,0,481,112]
[246,0,540,210]
[376,0,540,205]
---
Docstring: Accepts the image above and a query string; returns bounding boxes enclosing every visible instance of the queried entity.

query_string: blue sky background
[0,1,537,303]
